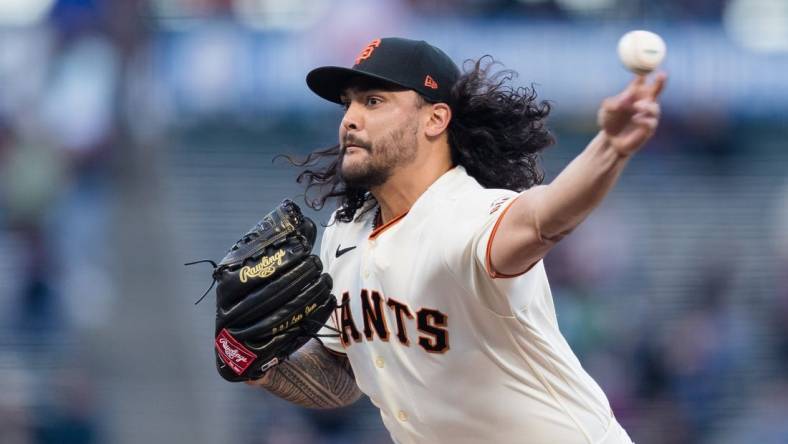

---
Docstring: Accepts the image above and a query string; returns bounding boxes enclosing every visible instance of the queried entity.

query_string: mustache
[341,134,372,152]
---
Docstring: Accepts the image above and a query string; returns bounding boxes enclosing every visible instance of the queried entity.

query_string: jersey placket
[362,229,421,438]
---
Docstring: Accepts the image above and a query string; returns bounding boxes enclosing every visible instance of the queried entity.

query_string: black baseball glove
[207,200,336,382]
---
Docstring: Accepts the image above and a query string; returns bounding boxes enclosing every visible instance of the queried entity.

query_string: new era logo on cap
[306,37,460,105]
[424,75,438,89]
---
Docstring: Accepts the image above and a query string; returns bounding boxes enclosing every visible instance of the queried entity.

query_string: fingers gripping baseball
[598,72,666,156]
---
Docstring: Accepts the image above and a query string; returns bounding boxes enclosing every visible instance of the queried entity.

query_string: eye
[366,96,382,107]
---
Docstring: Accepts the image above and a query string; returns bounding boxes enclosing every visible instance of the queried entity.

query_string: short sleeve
[441,191,544,315]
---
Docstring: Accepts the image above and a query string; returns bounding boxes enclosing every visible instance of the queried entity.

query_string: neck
[371,148,453,224]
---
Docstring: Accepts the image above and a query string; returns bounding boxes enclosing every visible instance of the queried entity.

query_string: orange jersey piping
[485,195,533,279]
[369,211,408,240]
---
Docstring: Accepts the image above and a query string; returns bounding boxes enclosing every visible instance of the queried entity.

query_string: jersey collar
[359,165,473,239]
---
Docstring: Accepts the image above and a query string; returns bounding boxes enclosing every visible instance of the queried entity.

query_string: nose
[341,102,362,132]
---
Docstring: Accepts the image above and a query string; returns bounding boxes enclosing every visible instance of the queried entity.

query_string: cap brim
[306,66,408,104]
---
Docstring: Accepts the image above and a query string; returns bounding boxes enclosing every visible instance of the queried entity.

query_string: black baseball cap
[306,37,460,105]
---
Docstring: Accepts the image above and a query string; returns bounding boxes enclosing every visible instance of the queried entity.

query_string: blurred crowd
[0,1,129,443]
[138,0,731,22]
[1,1,787,444]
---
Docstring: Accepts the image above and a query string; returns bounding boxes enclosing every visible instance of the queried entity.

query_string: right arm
[246,339,362,409]
[488,74,666,276]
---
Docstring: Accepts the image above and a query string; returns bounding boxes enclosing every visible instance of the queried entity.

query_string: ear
[423,103,452,138]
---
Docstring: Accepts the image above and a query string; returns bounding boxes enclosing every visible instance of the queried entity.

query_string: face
[338,84,424,189]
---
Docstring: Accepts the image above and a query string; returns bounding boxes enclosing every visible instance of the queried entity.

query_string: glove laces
[183,259,219,305]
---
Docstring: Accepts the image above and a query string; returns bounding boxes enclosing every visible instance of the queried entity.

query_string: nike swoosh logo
[335,244,356,258]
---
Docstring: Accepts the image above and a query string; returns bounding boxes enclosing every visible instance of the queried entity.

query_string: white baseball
[617,30,666,74]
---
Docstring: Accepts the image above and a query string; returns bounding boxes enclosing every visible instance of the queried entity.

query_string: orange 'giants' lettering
[417,308,449,353]
[339,291,361,346]
[336,290,449,354]
[387,297,414,346]
[361,290,389,341]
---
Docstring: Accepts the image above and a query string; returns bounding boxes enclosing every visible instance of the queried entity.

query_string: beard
[339,121,418,190]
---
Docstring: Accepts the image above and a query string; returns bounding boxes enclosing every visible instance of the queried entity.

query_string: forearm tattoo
[254,340,362,409]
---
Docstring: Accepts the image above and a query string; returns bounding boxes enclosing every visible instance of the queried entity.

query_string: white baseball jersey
[318,166,633,444]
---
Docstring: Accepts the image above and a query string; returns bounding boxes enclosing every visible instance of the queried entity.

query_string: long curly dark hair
[289,56,555,223]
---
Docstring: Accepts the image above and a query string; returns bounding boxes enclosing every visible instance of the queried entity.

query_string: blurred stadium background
[1,0,787,443]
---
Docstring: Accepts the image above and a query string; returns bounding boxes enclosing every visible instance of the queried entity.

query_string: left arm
[489,73,666,276]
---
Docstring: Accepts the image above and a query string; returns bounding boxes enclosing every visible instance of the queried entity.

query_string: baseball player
[246,37,665,444]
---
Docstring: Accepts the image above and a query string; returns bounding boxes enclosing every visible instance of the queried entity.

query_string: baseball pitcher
[211,37,665,444]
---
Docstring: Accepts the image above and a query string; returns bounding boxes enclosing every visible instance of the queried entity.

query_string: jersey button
[397,410,408,422]
[375,356,385,368]
[363,269,370,278]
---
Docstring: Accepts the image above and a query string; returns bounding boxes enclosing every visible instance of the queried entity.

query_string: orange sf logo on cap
[355,38,381,65]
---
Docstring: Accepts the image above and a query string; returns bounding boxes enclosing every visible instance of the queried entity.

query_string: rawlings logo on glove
[216,329,255,374]
[239,249,287,282]
[193,200,337,382]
